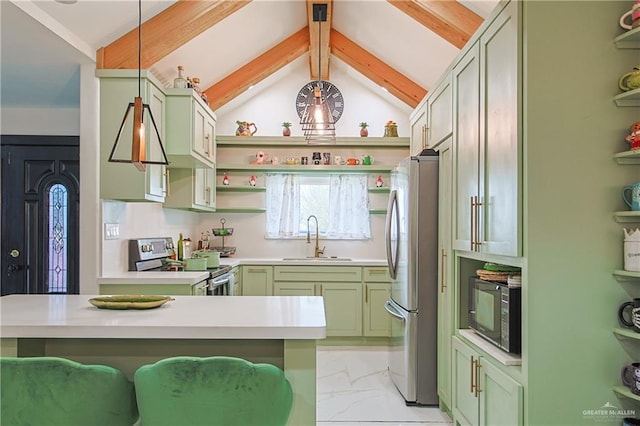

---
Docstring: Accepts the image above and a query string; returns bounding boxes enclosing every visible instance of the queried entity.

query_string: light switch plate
[104,223,120,240]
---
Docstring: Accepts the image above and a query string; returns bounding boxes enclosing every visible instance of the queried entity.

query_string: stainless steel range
[128,237,233,295]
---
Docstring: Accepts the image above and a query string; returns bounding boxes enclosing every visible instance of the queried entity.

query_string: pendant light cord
[137,0,141,98]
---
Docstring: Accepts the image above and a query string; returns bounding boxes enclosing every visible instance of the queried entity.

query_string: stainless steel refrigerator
[384,151,439,406]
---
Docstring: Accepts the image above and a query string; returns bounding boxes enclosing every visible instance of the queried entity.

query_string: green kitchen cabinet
[99,281,208,296]
[163,166,216,212]
[426,73,453,149]
[409,97,428,155]
[452,337,523,426]
[273,265,363,336]
[230,266,242,296]
[241,265,273,296]
[452,0,520,257]
[436,136,453,411]
[164,88,216,169]
[273,282,316,296]
[362,267,391,337]
[97,70,167,202]
[321,282,363,337]
[362,283,390,337]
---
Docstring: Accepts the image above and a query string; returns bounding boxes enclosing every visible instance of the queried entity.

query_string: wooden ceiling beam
[204,28,310,111]
[96,0,251,69]
[330,29,426,108]
[306,0,332,81]
[387,0,482,49]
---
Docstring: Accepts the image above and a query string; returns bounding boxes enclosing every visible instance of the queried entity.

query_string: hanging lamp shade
[107,0,169,171]
[300,3,336,144]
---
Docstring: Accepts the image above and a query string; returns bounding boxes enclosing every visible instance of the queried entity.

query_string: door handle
[7,264,22,273]
[474,358,482,397]
[384,301,406,321]
[440,248,447,294]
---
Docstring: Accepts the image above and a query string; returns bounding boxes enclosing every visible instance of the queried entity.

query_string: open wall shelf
[216,135,409,148]
[614,149,640,165]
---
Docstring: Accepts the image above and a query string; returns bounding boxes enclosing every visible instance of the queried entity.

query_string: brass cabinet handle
[205,186,211,205]
[165,169,170,196]
[470,356,476,394]
[440,248,447,293]
[470,196,475,250]
[474,358,482,397]
[205,134,211,155]
[475,196,482,250]
[423,125,429,149]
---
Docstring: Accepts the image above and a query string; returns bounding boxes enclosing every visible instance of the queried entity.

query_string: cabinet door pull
[440,248,447,293]
[165,169,171,196]
[205,134,211,155]
[475,196,482,250]
[474,358,482,397]
[365,284,368,303]
[470,356,476,394]
[470,196,475,250]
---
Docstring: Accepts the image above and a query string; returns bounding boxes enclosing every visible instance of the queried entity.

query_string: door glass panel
[47,183,68,293]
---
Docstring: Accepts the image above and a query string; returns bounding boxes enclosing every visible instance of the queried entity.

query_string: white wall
[1,107,79,135]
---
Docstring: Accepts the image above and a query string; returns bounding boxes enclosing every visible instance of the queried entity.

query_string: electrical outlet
[104,223,120,240]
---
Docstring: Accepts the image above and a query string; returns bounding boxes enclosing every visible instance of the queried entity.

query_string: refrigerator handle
[384,301,406,321]
[385,190,399,279]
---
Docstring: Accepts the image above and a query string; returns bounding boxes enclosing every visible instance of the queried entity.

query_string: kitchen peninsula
[0,294,326,425]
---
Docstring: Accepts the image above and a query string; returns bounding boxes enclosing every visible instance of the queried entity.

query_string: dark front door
[1,135,80,295]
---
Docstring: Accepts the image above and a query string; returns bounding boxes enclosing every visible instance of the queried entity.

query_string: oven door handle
[210,276,230,287]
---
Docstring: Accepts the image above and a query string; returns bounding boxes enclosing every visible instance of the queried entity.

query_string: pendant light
[108,0,169,171]
[300,3,336,144]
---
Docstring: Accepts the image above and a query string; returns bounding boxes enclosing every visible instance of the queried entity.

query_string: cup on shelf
[624,228,640,272]
[618,298,640,333]
[622,182,640,211]
[621,362,640,396]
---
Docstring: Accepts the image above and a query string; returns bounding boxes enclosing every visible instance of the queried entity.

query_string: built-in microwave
[468,277,521,354]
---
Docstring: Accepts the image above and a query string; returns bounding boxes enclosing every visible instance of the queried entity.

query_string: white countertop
[0,295,326,340]
[98,258,387,285]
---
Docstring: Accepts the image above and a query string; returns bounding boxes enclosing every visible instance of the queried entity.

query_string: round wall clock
[295,80,344,123]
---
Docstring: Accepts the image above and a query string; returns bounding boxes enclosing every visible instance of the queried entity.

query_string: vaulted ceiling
[1,0,499,111]
[95,0,484,109]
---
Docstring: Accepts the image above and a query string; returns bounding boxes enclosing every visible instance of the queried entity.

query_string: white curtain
[326,174,371,239]
[265,174,300,238]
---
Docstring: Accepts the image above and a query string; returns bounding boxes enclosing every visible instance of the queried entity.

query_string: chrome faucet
[306,215,325,258]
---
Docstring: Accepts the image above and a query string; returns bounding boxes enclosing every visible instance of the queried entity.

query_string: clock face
[295,80,344,123]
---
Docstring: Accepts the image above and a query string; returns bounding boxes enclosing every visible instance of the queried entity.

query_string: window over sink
[265,173,371,240]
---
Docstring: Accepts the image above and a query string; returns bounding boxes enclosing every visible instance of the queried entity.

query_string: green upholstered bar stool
[0,356,138,426]
[134,356,293,426]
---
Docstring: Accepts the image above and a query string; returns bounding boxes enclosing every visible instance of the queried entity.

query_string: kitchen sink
[282,257,352,261]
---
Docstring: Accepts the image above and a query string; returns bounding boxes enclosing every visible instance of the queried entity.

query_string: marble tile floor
[316,345,452,426]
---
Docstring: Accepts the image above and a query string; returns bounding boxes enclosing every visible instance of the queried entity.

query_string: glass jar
[173,66,188,89]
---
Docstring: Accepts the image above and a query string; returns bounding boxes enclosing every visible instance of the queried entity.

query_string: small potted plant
[359,122,369,137]
[282,122,292,137]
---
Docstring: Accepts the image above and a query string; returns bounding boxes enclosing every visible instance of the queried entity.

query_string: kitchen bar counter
[0,294,325,425]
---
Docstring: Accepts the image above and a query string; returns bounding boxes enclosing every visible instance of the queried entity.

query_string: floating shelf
[368,187,390,193]
[613,386,640,403]
[368,209,387,215]
[614,211,640,223]
[213,208,266,213]
[216,186,266,192]
[217,164,394,173]
[613,328,640,342]
[216,135,409,148]
[614,88,640,107]
[614,149,640,165]
[613,270,640,283]
[614,26,640,48]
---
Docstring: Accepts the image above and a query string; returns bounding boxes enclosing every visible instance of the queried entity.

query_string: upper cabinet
[165,89,217,169]
[97,70,167,203]
[409,98,428,155]
[410,74,453,155]
[452,1,520,257]
[427,74,453,149]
